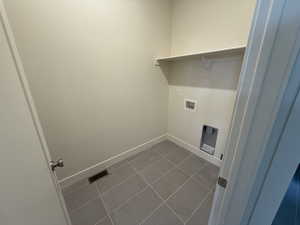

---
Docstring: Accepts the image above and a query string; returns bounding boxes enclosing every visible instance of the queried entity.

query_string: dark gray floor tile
[95,217,113,225]
[124,150,146,162]
[102,174,147,212]
[152,168,189,200]
[70,198,107,225]
[141,204,183,225]
[62,179,89,196]
[186,193,214,225]
[64,145,215,225]
[109,159,132,170]
[64,183,99,212]
[194,163,220,189]
[166,178,210,222]
[151,141,178,157]
[129,149,161,171]
[141,158,174,184]
[178,155,207,176]
[111,187,162,225]
[164,147,190,165]
[97,163,136,193]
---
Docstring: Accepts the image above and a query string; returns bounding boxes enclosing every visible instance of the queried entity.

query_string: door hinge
[218,176,227,188]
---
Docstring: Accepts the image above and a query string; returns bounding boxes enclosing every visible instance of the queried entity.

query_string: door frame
[210,0,300,225]
[0,1,71,224]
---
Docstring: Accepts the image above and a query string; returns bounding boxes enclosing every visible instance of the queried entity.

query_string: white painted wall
[166,0,255,162]
[3,0,172,180]
[170,0,256,55]
[167,54,243,160]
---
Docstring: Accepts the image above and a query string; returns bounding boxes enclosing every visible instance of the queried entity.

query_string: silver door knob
[50,159,64,171]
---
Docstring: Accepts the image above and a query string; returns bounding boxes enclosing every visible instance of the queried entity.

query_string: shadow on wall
[160,52,244,90]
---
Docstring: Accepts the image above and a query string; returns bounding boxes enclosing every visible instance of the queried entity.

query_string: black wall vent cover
[88,170,109,183]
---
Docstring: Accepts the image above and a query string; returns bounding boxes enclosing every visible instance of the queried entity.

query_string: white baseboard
[166,133,222,167]
[59,134,167,188]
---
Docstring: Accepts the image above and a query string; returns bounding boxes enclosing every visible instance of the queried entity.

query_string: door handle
[50,159,64,171]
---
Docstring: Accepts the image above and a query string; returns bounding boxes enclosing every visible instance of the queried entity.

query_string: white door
[0,4,69,225]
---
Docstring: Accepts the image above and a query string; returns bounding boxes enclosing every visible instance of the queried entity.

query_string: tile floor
[63,141,220,225]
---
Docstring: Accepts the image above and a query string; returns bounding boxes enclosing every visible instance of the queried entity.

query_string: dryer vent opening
[200,125,218,155]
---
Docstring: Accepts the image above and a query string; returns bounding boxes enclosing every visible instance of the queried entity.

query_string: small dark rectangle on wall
[220,154,224,160]
[88,170,109,183]
[200,125,218,155]
[186,101,195,110]
[184,99,197,111]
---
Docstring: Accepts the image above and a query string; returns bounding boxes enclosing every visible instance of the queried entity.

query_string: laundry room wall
[3,0,172,180]
[167,0,256,164]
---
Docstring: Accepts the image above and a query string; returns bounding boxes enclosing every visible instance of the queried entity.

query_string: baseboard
[166,133,222,167]
[59,134,167,188]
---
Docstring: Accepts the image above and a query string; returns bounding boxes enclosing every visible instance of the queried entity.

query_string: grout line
[134,149,216,225]
[97,155,156,196]
[139,157,171,173]
[68,156,212,215]
[68,185,101,213]
[149,164,176,185]
[190,173,214,191]
[99,161,137,192]
[151,181,188,224]
[102,157,164,213]
[139,164,177,188]
[132,165,191,224]
[184,190,214,225]
[140,159,191,188]
[128,152,162,170]
[62,181,90,197]
[69,149,172,215]
[93,215,109,225]
[126,150,180,187]
[166,156,216,194]
[161,152,209,182]
[101,172,137,195]
[138,202,165,225]
[69,197,98,213]
[175,153,193,167]
[66,145,214,224]
[161,155,195,178]
[66,165,138,213]
[95,181,116,225]
[110,184,149,213]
